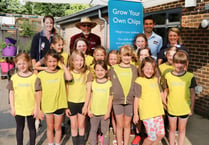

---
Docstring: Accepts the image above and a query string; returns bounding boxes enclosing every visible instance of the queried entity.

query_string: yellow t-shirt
[67,70,91,103]
[90,80,112,115]
[38,70,67,113]
[85,55,93,67]
[61,52,69,66]
[159,63,174,88]
[11,73,37,116]
[113,64,132,98]
[135,77,164,120]
[165,72,193,116]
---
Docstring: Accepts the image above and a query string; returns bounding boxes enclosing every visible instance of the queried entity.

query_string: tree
[65,4,90,15]
[0,0,27,14]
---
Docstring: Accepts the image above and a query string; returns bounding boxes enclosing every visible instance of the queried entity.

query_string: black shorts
[68,102,84,116]
[167,113,189,119]
[46,108,65,116]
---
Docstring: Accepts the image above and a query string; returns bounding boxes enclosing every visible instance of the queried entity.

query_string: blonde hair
[119,45,133,56]
[107,50,119,66]
[69,50,88,74]
[15,52,32,72]
[168,27,182,45]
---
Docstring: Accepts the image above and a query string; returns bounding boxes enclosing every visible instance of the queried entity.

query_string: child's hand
[104,113,110,120]
[10,109,16,116]
[82,106,88,115]
[133,114,139,124]
[88,110,93,118]
[65,109,71,118]
[37,110,44,120]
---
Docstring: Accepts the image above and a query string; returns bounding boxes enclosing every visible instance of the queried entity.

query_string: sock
[79,135,85,145]
[72,136,78,145]
[48,143,54,145]
[55,143,60,145]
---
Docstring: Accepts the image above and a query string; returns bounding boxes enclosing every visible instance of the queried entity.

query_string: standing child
[133,56,166,145]
[164,50,196,145]
[73,38,93,67]
[106,50,119,145]
[88,60,113,145]
[65,50,92,145]
[36,49,72,145]
[109,45,138,145]
[8,53,38,145]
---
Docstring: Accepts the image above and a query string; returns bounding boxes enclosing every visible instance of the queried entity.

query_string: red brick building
[56,0,209,118]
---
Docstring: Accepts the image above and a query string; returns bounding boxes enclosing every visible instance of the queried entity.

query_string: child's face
[121,54,131,64]
[139,49,150,62]
[73,54,84,71]
[95,64,107,79]
[51,40,64,53]
[166,50,176,65]
[173,62,186,73]
[135,37,146,49]
[108,53,118,66]
[94,50,105,61]
[143,62,154,78]
[46,55,58,71]
[76,40,87,54]
[16,59,29,73]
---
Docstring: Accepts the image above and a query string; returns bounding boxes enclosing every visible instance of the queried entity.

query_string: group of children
[8,34,196,145]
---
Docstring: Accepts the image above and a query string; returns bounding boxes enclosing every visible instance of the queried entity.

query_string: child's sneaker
[131,135,141,145]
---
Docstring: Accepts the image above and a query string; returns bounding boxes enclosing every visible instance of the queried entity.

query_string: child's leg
[54,114,63,144]
[45,114,54,144]
[124,115,132,145]
[168,116,177,145]
[26,116,36,145]
[78,113,86,145]
[115,114,124,145]
[111,110,117,136]
[152,116,165,145]
[90,116,101,145]
[178,117,189,145]
[101,117,110,145]
[69,115,78,136]
[15,115,25,145]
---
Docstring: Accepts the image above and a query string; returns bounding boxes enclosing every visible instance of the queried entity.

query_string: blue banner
[108,0,143,50]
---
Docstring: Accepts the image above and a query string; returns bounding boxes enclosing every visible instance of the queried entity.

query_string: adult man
[143,16,163,60]
[70,17,101,56]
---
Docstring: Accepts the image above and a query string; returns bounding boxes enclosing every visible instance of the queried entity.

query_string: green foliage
[0,0,27,14]
[0,42,6,49]
[19,20,35,37]
[65,4,90,15]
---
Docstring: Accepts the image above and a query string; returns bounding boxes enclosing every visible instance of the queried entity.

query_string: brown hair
[94,60,108,79]
[73,38,89,54]
[15,52,32,72]
[140,56,157,78]
[173,50,188,64]
[51,35,64,51]
[43,15,55,33]
[133,33,148,50]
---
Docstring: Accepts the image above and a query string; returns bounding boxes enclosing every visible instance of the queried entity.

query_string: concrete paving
[0,79,208,145]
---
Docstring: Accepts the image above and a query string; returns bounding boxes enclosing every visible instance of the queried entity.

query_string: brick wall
[145,0,209,118]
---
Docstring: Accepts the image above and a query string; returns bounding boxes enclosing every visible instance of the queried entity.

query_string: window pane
[153,13,166,25]
[168,13,181,22]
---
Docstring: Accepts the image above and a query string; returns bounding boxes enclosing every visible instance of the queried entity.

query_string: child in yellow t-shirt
[8,53,38,145]
[88,60,113,145]
[73,37,93,67]
[65,50,92,145]
[133,56,166,145]
[36,49,72,145]
[34,34,69,72]
[109,45,138,145]
[164,50,196,145]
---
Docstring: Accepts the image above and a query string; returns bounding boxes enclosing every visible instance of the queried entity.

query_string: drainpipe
[98,9,107,49]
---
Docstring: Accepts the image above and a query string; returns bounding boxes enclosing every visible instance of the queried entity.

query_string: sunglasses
[82,24,91,27]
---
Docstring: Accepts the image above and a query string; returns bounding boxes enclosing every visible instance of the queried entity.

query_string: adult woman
[30,15,56,71]
[157,27,188,65]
